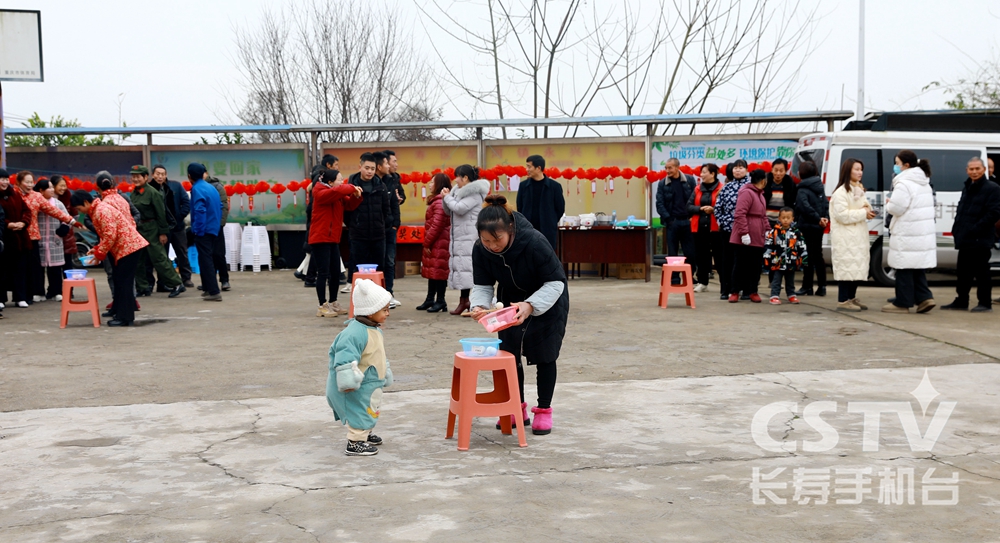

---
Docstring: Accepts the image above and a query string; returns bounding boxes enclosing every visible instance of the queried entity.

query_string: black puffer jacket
[794,176,829,232]
[383,172,404,229]
[952,177,1000,250]
[472,212,569,365]
[347,172,391,241]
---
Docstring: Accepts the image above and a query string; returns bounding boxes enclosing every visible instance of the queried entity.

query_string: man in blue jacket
[151,164,194,288]
[189,163,223,301]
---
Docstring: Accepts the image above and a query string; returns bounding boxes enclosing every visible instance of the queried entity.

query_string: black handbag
[56,223,71,237]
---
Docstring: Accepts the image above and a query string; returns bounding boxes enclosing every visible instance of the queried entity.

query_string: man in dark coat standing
[655,158,697,284]
[382,149,405,309]
[793,161,830,297]
[516,155,565,251]
[151,164,193,288]
[942,157,1000,312]
[346,153,391,285]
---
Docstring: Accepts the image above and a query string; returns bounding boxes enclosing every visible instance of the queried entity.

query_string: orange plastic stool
[658,263,696,309]
[60,278,101,328]
[348,271,386,318]
[446,351,528,451]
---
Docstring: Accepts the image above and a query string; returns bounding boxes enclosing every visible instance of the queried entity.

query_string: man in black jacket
[794,161,830,297]
[382,149,405,308]
[655,158,697,284]
[346,152,391,286]
[517,155,565,250]
[942,157,1000,312]
[151,164,194,288]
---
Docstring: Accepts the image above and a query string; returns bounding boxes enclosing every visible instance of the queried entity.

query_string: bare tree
[230,0,438,143]
[926,54,1000,110]
[420,0,819,138]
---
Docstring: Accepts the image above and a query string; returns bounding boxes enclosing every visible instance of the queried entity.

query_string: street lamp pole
[857,0,865,120]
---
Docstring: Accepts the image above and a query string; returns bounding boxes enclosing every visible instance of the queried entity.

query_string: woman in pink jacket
[728,169,771,303]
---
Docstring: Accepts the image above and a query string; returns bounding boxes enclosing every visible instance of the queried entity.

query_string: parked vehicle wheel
[870,239,895,287]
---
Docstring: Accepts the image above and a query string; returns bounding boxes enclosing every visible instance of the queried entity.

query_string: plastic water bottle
[611,210,617,224]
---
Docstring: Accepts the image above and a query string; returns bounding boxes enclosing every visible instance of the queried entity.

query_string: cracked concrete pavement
[1,269,998,541]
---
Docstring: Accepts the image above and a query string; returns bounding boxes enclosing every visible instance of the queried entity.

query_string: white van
[792,114,1000,286]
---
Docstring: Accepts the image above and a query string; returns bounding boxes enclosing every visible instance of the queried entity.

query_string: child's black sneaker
[366,433,383,446]
[345,440,378,456]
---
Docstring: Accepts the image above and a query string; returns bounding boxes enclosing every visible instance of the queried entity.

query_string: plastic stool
[348,271,386,318]
[658,264,695,309]
[60,278,101,328]
[446,351,528,451]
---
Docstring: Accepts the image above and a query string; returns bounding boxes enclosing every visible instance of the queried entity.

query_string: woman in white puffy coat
[830,158,877,311]
[441,164,490,316]
[882,150,937,313]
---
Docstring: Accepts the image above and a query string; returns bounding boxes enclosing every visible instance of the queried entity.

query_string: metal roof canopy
[4,110,854,136]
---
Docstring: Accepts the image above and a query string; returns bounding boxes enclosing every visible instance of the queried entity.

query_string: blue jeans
[769,269,796,298]
[384,228,397,294]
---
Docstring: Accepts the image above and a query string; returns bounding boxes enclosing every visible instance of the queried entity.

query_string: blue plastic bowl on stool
[459,338,502,357]
[64,269,88,280]
[357,264,378,273]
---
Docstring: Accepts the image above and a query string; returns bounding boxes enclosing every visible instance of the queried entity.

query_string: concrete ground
[1,268,998,542]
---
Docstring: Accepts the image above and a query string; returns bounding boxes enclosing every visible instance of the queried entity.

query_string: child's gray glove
[336,361,364,392]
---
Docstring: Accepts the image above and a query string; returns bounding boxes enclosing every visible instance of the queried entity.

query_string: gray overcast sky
[2,0,999,143]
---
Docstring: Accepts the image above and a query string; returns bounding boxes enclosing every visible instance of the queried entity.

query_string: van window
[791,149,824,181]
[883,149,981,192]
[838,148,880,191]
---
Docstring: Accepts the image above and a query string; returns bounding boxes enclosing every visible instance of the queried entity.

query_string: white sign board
[0,10,43,82]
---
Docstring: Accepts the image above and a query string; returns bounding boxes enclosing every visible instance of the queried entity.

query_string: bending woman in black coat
[469,195,569,436]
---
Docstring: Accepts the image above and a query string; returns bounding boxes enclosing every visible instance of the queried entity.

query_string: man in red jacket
[310,169,362,317]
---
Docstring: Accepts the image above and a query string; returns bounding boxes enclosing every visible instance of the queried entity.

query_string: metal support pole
[857,0,865,120]
[143,133,152,167]
[476,127,484,167]
[644,124,653,223]
[0,81,6,169]
[309,132,318,173]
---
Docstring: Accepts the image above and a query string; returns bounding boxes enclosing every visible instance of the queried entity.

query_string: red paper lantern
[271,183,286,195]
[621,168,634,180]
[513,166,526,177]
[255,181,270,193]
[245,186,257,196]
[432,168,442,175]
[645,171,657,182]
[182,181,193,191]
[585,168,598,180]
[545,167,560,178]
[84,181,97,192]
[761,161,772,172]
[561,168,575,180]
[444,167,455,179]
[118,183,132,193]
[720,164,728,176]
[234,183,246,194]
[635,166,649,178]
[224,185,236,196]
[287,181,300,192]
[609,166,621,178]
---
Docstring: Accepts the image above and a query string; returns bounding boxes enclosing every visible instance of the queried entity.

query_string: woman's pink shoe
[530,406,552,435]
[496,402,531,430]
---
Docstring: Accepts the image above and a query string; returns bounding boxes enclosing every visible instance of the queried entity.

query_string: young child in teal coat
[326,279,394,456]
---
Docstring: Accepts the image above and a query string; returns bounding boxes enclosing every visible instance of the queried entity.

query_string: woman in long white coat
[830,158,876,312]
[441,164,490,316]
[882,150,937,314]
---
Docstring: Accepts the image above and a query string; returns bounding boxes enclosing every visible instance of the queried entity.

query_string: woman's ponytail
[476,194,515,237]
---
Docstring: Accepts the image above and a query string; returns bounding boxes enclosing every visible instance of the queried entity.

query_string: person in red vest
[687,163,725,293]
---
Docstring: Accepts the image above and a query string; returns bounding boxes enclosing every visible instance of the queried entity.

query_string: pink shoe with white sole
[530,406,552,435]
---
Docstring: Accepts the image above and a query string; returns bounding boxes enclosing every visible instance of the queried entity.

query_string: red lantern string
[182,181,193,191]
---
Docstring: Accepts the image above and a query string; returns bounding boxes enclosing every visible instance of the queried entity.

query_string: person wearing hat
[129,165,185,298]
[326,278,395,456]
[189,163,223,301]
[150,164,194,288]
